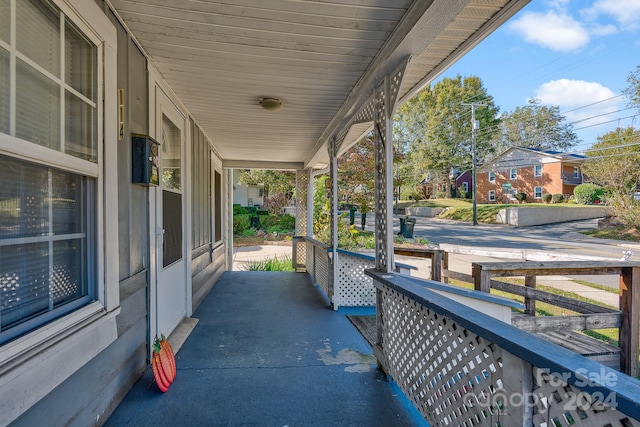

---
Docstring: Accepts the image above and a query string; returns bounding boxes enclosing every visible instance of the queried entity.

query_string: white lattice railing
[293,237,414,309]
[366,269,640,427]
[292,236,333,303]
[334,249,414,309]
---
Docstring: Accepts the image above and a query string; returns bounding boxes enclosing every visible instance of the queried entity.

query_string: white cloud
[508,11,590,52]
[590,23,617,36]
[533,79,622,129]
[582,0,640,30]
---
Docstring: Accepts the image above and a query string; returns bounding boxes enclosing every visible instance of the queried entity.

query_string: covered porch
[106,271,424,426]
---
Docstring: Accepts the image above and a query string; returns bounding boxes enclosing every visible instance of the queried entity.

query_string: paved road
[353,213,638,260]
[352,214,640,290]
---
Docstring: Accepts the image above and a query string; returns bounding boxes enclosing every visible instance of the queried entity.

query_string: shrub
[244,255,293,271]
[542,193,553,203]
[233,204,247,215]
[239,228,257,237]
[278,214,296,231]
[259,215,279,229]
[574,183,604,205]
[263,192,288,215]
[402,186,425,201]
[551,193,564,203]
[514,192,527,203]
[233,214,251,234]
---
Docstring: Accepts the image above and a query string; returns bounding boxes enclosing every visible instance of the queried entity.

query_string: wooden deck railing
[469,260,640,378]
[366,269,640,426]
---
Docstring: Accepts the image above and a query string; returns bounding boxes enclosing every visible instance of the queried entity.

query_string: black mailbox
[132,134,160,186]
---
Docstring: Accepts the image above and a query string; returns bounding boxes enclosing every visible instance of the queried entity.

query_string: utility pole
[462,102,486,226]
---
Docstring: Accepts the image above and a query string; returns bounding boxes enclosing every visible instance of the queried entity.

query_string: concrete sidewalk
[232,243,292,271]
[234,243,620,309]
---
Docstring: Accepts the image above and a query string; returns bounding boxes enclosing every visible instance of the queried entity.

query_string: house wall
[477,161,568,203]
[8,1,227,425]
[232,170,264,206]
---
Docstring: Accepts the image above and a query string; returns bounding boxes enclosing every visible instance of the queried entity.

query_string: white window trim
[0,2,119,420]
[489,171,495,182]
[462,182,468,192]
[534,165,542,177]
[574,167,579,179]
[510,168,517,180]
[488,190,496,202]
[534,186,543,199]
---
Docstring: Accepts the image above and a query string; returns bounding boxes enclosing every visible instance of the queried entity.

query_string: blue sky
[439,0,640,152]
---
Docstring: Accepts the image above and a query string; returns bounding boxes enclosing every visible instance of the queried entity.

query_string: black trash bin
[398,217,406,236]
[250,215,260,229]
[402,217,416,238]
[349,207,357,225]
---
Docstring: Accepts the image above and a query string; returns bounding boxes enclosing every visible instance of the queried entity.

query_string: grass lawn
[581,227,640,242]
[450,277,620,346]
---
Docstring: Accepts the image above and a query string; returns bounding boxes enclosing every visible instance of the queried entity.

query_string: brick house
[476,147,586,203]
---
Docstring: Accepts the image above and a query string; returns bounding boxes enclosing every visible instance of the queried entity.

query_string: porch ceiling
[108,0,529,169]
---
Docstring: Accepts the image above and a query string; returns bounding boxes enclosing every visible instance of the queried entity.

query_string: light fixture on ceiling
[259,97,284,111]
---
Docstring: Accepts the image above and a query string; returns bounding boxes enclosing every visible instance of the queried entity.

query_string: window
[462,182,468,193]
[0,0,98,344]
[574,167,579,179]
[489,171,495,182]
[488,190,495,202]
[534,165,542,177]
[534,187,543,199]
[214,171,222,243]
[510,168,517,180]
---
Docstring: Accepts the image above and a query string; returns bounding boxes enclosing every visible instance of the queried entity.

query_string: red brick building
[476,147,586,204]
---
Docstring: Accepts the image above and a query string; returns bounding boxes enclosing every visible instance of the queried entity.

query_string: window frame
[574,166,579,179]
[534,165,542,177]
[488,190,496,202]
[510,168,517,180]
[534,186,543,199]
[488,171,495,183]
[0,0,118,362]
[462,182,468,193]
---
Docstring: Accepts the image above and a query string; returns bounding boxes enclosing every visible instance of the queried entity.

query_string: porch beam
[222,160,304,170]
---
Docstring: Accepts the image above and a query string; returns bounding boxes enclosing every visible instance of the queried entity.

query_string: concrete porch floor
[105,271,425,426]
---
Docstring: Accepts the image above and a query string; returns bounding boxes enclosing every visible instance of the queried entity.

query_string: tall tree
[496,98,579,152]
[582,126,640,197]
[624,65,640,109]
[583,126,640,230]
[237,169,296,198]
[338,137,375,213]
[337,134,405,212]
[395,75,500,197]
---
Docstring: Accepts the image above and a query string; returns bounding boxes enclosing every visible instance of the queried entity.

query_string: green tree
[582,127,640,229]
[237,169,296,198]
[583,127,640,196]
[624,65,640,109]
[395,75,500,197]
[496,99,579,152]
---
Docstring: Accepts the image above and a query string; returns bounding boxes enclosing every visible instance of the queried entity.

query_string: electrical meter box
[132,134,160,186]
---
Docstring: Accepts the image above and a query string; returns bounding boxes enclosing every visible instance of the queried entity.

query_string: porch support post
[374,76,395,273]
[329,137,339,309]
[295,168,311,237]
[306,170,314,237]
[225,168,234,271]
